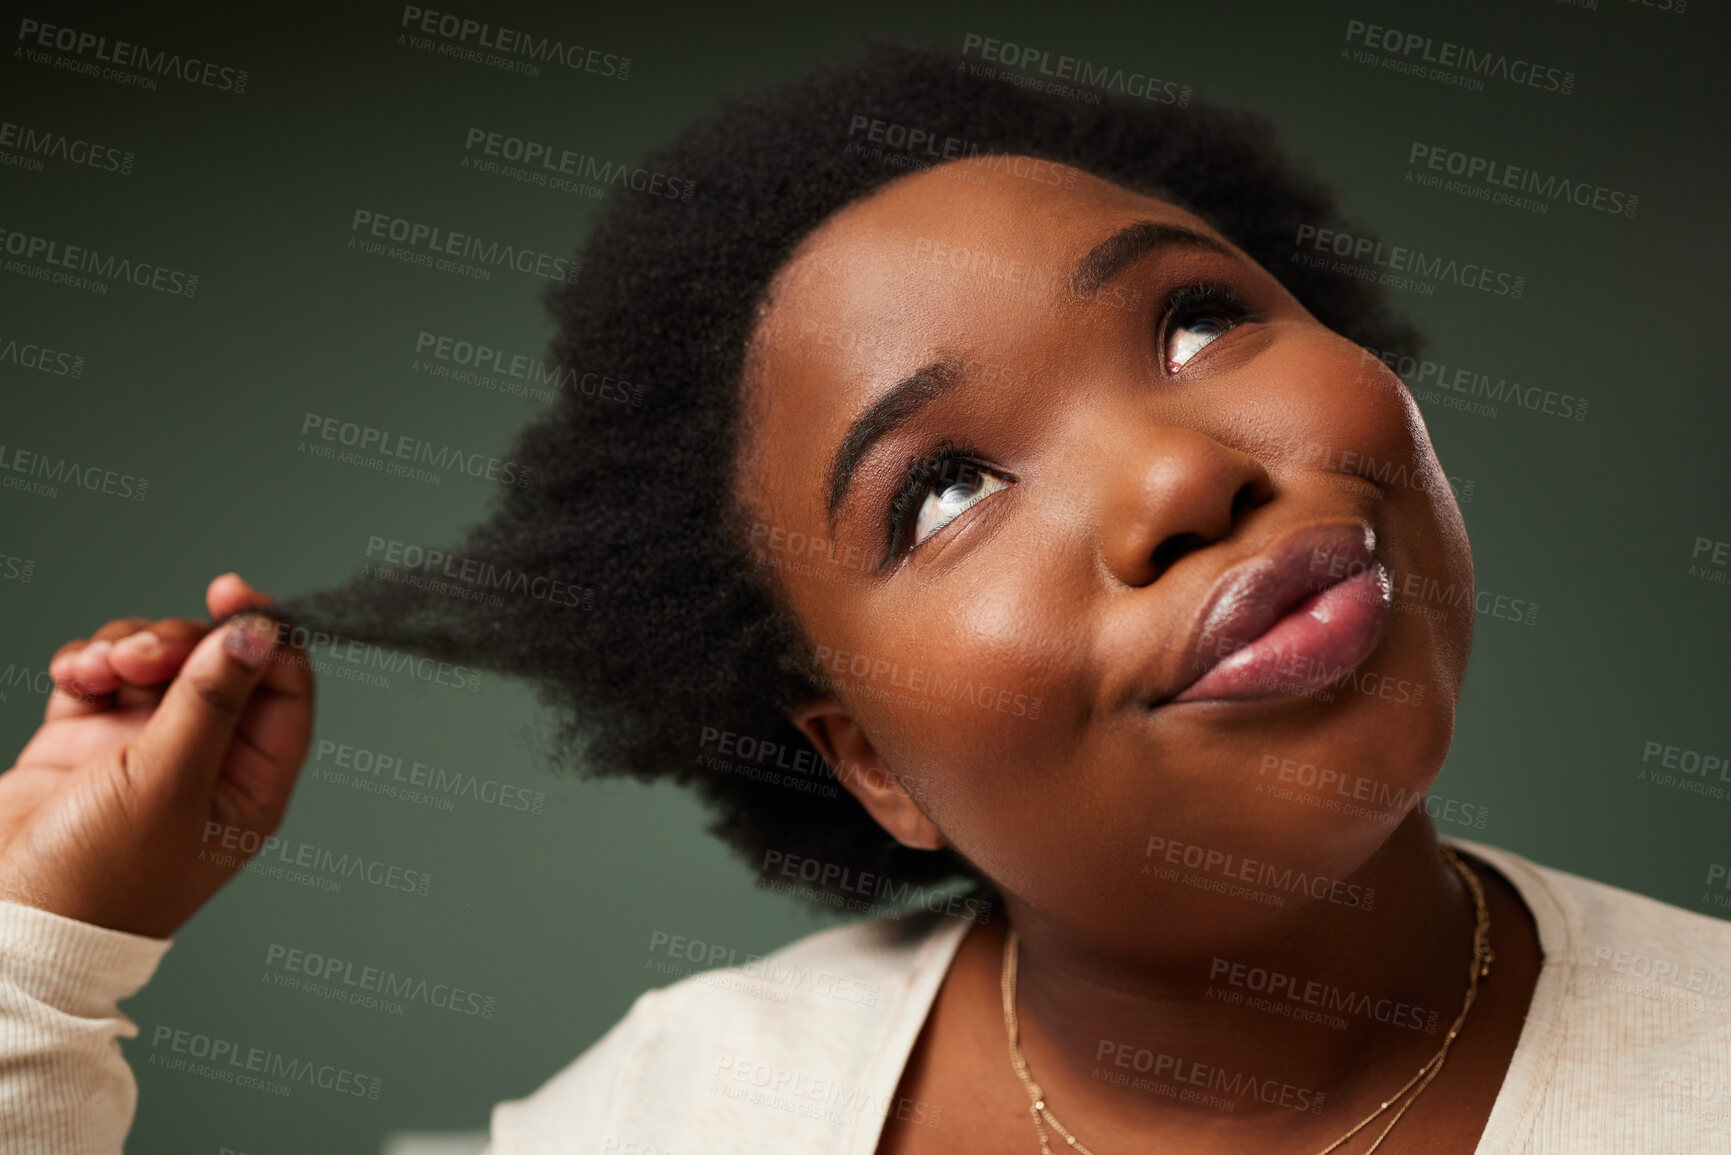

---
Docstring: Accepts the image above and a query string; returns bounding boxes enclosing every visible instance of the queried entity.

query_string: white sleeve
[0,900,171,1154]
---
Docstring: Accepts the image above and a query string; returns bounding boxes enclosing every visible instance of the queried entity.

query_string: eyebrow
[824,360,962,536]
[821,222,1233,538]
[1068,220,1233,299]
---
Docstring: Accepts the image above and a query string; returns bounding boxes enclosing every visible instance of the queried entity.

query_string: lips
[1166,522,1392,704]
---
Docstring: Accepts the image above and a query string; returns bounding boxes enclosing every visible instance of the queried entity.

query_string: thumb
[126,612,281,804]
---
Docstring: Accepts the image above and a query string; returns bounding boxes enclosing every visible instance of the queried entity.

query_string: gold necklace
[1000,844,1493,1155]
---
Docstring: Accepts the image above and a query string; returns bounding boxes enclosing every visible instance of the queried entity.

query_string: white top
[4,837,1731,1152]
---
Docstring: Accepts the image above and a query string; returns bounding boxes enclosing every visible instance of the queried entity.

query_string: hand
[0,573,315,938]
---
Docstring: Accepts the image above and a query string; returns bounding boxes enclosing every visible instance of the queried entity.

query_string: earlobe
[790,696,948,852]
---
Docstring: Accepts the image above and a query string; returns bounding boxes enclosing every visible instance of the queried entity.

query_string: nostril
[1230,477,1271,521]
[1149,531,1205,581]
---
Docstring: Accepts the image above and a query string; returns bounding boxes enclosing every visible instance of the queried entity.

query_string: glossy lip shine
[1168,523,1393,704]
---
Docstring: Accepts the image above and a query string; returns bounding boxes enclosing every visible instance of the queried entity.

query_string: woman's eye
[1165,311,1238,373]
[911,462,1010,548]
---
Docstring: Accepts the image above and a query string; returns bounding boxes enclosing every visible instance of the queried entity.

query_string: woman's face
[735,156,1473,948]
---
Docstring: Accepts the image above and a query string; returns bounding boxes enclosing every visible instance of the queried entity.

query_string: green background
[2,0,1726,1150]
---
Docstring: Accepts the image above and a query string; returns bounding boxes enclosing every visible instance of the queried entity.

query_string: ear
[790,695,947,852]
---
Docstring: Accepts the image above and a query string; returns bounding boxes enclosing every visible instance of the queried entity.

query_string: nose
[1098,426,1274,587]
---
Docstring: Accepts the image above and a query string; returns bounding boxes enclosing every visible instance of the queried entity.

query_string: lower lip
[1172,566,1392,704]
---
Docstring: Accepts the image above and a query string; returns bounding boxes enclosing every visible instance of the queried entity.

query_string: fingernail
[223,614,278,669]
[81,640,113,666]
[114,630,162,659]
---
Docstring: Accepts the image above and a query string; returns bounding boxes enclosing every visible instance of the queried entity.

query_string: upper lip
[1160,521,1378,703]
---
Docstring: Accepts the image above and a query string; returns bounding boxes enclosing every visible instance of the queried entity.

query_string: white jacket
[4,837,1730,1152]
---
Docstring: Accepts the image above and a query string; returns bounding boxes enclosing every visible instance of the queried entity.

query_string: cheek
[848,555,1085,813]
[1339,352,1475,677]
[1283,337,1475,732]
[1280,334,1471,591]
[1291,336,1435,471]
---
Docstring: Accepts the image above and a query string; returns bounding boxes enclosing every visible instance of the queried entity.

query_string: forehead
[763,159,1204,339]
[739,159,1221,514]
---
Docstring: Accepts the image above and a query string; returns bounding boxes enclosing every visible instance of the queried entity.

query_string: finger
[46,638,98,686]
[207,572,274,622]
[43,641,114,720]
[123,613,283,808]
[215,612,315,830]
[48,618,152,695]
[106,618,211,688]
[47,620,145,671]
[41,677,115,723]
[113,683,169,712]
[90,617,158,643]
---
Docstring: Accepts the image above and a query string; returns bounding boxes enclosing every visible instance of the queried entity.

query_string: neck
[998,812,1477,1133]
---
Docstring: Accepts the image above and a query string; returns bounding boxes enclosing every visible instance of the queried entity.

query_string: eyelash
[1159,280,1254,373]
[881,280,1256,567]
[883,438,988,567]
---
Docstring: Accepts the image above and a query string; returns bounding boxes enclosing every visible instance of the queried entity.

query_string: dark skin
[9,158,1540,1151]
[733,156,1542,1152]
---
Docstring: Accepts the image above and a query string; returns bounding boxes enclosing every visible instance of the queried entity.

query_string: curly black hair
[256,40,1421,909]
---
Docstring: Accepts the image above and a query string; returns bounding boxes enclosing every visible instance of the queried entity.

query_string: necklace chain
[999,844,1494,1155]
